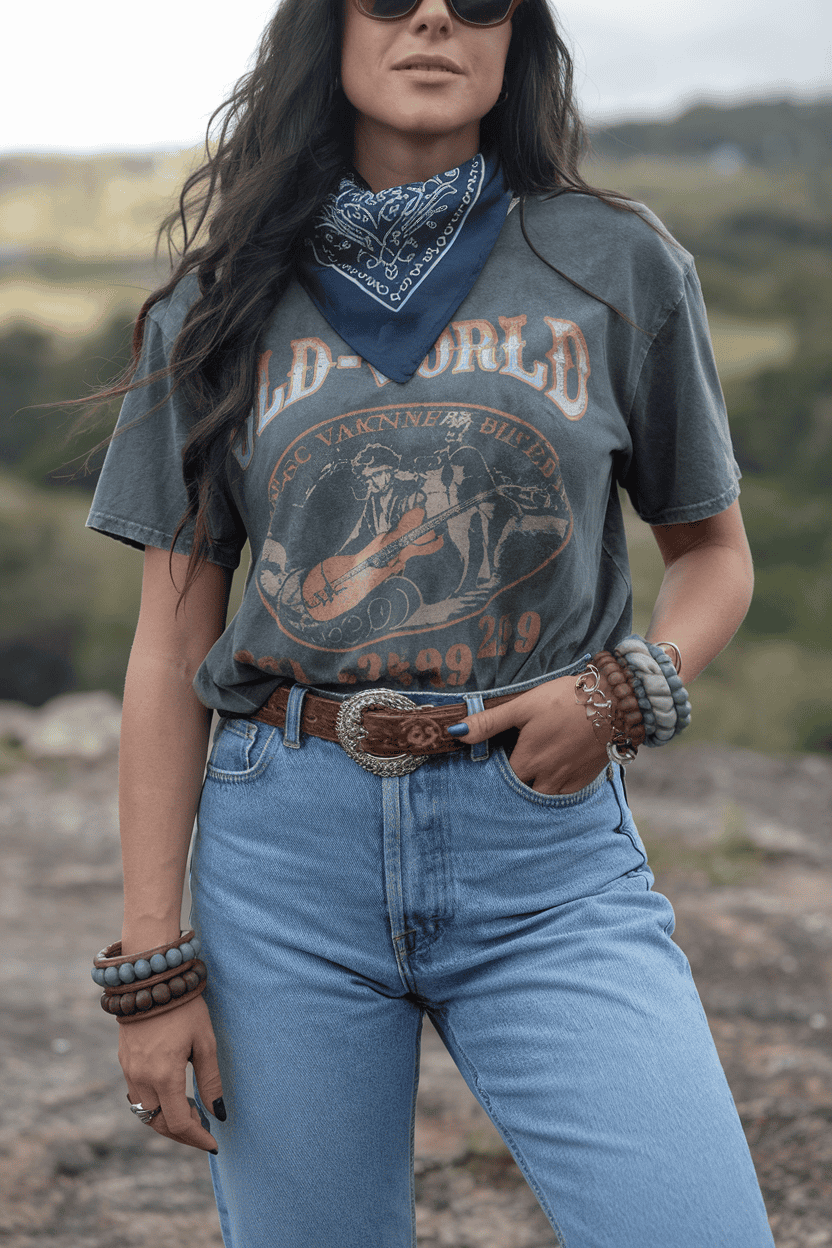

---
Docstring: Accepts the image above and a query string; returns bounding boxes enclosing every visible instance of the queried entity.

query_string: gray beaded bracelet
[614,635,691,745]
[622,666,657,729]
[644,640,692,733]
[614,638,677,742]
[91,933,202,988]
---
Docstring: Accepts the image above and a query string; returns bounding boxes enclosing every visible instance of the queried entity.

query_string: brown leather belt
[249,684,519,777]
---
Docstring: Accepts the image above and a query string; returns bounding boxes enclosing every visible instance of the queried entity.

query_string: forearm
[645,538,754,685]
[119,648,213,953]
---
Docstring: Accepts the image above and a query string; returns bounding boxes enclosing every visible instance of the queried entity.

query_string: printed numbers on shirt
[336,611,541,688]
[477,610,541,658]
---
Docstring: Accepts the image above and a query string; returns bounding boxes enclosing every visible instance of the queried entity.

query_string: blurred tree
[727,356,832,489]
[0,313,133,489]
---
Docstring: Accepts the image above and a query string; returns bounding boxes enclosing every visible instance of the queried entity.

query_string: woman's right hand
[447,671,610,795]
[118,995,225,1153]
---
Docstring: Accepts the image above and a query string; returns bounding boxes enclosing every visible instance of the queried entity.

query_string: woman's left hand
[449,673,609,795]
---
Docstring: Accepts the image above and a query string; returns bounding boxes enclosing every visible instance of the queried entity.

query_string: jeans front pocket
[206,717,278,783]
[492,746,612,808]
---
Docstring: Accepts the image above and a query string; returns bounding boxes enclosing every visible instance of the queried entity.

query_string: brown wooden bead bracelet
[593,651,647,748]
[577,653,646,763]
[100,960,208,1023]
[94,929,209,1024]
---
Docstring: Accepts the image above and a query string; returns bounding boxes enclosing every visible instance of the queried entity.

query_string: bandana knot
[307,159,486,312]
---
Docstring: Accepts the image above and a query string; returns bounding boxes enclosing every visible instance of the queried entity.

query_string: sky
[3,0,830,153]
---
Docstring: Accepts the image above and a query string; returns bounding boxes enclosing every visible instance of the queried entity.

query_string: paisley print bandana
[298,150,512,383]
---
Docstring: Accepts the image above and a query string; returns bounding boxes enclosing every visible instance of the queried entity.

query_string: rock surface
[1,695,830,1246]
[0,692,122,762]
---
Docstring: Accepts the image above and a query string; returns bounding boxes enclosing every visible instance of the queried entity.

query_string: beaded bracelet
[618,653,676,742]
[613,638,677,743]
[643,640,692,733]
[100,960,208,1024]
[613,635,691,745]
[592,651,647,748]
[592,652,644,763]
[101,958,198,995]
[575,663,639,765]
[629,638,689,739]
[625,667,657,729]
[91,930,201,988]
[92,929,209,1024]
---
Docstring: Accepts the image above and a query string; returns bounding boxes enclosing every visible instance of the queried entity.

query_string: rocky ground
[0,694,830,1247]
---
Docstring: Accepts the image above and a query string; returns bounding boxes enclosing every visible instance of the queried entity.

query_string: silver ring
[655,640,683,674]
[129,1100,162,1124]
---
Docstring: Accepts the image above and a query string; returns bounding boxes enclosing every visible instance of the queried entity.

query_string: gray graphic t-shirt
[87,194,740,714]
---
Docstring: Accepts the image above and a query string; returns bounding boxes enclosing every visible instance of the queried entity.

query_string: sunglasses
[354,0,523,28]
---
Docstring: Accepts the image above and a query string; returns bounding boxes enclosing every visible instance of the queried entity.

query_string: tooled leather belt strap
[249,683,519,763]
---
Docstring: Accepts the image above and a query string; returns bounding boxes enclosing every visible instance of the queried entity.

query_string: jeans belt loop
[282,684,308,748]
[464,693,489,761]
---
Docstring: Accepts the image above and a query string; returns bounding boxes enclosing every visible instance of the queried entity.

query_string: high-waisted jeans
[190,662,774,1248]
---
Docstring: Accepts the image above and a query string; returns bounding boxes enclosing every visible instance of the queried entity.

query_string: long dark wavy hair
[84,0,663,598]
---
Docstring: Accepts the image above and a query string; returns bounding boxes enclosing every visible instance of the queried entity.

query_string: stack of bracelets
[576,634,691,765]
[91,928,207,1024]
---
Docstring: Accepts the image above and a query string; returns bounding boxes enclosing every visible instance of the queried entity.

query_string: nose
[407,0,454,32]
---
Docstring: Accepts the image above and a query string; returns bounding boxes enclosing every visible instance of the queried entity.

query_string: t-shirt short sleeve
[86,308,246,568]
[618,262,741,526]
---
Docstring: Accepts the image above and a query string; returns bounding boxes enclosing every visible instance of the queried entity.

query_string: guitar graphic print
[300,486,500,622]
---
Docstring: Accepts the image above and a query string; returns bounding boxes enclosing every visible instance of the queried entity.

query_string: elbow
[126,635,209,692]
[739,548,755,624]
[736,529,755,615]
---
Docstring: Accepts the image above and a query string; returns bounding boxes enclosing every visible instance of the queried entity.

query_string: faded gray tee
[87,194,739,714]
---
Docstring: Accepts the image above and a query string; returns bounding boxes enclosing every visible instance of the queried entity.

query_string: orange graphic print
[256,402,573,655]
[301,505,444,620]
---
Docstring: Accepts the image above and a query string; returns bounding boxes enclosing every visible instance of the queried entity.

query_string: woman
[86,0,775,1243]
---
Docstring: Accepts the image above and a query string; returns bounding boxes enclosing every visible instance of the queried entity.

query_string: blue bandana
[298,150,512,384]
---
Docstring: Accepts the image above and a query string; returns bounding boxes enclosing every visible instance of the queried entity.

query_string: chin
[387,105,481,140]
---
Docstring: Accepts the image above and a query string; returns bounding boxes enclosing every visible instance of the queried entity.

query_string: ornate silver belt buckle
[336,689,429,776]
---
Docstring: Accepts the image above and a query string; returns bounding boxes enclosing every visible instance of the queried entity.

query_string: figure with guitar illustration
[259,436,571,647]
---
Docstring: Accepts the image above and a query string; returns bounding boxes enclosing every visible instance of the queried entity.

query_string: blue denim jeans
[190,663,774,1248]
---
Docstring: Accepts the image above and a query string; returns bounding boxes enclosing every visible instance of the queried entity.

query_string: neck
[352,117,480,191]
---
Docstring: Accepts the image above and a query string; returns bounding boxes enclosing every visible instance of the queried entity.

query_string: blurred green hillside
[1,97,830,750]
[589,98,832,169]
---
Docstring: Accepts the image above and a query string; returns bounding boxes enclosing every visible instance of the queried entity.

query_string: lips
[392,55,463,73]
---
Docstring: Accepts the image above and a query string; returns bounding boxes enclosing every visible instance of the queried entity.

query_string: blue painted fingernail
[210,1149,219,1155]
[213,1097,226,1122]
[446,722,469,737]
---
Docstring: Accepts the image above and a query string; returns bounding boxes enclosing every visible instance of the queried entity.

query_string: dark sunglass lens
[359,0,418,16]
[451,0,513,23]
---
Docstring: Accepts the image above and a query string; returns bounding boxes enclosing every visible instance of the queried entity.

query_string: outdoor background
[1,1,831,1244]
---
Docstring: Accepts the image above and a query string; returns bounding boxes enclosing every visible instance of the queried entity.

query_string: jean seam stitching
[610,766,648,869]
[437,1015,568,1248]
[206,726,278,783]
[493,748,609,807]
[383,777,417,995]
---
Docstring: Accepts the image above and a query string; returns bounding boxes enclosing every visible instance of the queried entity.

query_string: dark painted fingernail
[213,1097,227,1122]
[209,1149,219,1155]
[446,722,469,737]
